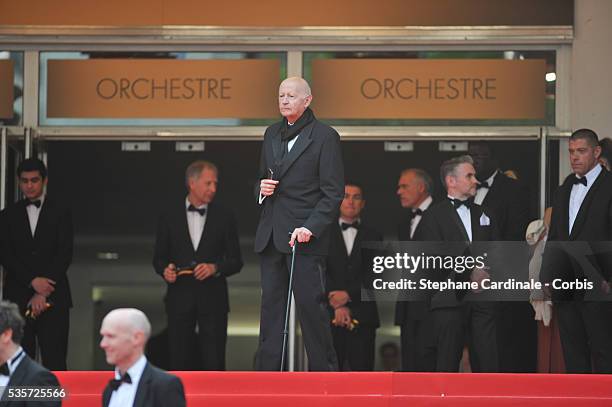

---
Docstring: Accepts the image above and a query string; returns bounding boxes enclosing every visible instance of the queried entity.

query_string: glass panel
[0,51,24,126]
[304,50,555,126]
[40,51,286,126]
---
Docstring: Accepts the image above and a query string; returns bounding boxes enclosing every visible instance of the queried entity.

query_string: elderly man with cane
[254,77,344,371]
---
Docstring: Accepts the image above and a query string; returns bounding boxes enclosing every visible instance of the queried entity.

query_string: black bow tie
[572,176,587,187]
[341,221,360,231]
[26,200,41,208]
[477,181,490,189]
[109,372,132,391]
[411,208,423,217]
[188,205,206,216]
[449,197,474,209]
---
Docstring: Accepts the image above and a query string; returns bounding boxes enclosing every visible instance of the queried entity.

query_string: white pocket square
[480,213,491,226]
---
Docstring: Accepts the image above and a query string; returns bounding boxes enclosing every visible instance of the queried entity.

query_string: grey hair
[185,160,218,188]
[401,168,433,195]
[440,155,474,186]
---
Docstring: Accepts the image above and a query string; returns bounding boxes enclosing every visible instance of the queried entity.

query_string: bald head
[100,308,152,372]
[278,77,313,123]
[103,308,151,340]
[280,77,311,97]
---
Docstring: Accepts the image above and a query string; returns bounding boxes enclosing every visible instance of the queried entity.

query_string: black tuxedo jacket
[326,222,382,327]
[254,117,344,255]
[152,201,243,313]
[0,197,73,310]
[395,202,434,325]
[480,171,530,241]
[0,354,60,407]
[102,362,185,407]
[414,199,500,309]
[541,168,612,300]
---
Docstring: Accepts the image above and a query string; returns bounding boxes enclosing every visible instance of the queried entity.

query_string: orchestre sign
[47,59,280,119]
[0,60,14,119]
[311,59,546,120]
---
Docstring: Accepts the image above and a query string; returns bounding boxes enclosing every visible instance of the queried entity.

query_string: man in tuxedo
[541,128,612,373]
[394,168,434,371]
[0,301,61,407]
[0,158,72,371]
[326,182,381,371]
[153,160,243,370]
[468,141,535,372]
[100,308,185,407]
[415,155,500,372]
[254,77,344,371]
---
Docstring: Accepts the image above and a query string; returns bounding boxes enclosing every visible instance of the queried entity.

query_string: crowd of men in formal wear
[0,77,610,407]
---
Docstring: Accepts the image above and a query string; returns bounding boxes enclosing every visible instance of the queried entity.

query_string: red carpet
[55,371,612,406]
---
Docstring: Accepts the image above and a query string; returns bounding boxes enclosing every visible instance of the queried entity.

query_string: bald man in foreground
[100,309,185,407]
[254,77,344,370]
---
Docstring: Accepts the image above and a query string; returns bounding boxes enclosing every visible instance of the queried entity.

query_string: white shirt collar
[339,217,360,226]
[5,347,26,376]
[185,197,208,210]
[115,354,147,383]
[26,194,45,206]
[576,164,602,186]
[484,170,498,187]
[417,196,433,212]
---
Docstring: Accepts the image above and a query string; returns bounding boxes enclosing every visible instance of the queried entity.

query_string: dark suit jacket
[414,199,500,309]
[0,197,73,311]
[480,171,530,241]
[394,202,434,325]
[0,354,61,407]
[541,168,612,301]
[326,222,381,327]
[254,117,344,255]
[102,362,185,407]
[152,201,243,313]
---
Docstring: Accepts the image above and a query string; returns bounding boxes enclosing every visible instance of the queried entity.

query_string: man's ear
[594,145,602,160]
[0,328,13,343]
[445,175,454,188]
[304,95,312,108]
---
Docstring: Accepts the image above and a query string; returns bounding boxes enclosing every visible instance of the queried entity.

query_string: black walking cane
[280,241,297,372]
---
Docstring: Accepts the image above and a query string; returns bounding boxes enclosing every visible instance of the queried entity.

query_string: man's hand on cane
[289,227,312,247]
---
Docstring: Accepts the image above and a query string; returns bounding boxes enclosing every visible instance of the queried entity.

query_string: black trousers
[496,301,537,372]
[22,305,69,371]
[422,307,465,372]
[256,241,338,371]
[557,301,612,373]
[332,324,376,371]
[166,280,228,371]
[400,318,428,372]
[466,302,499,373]
[423,303,498,372]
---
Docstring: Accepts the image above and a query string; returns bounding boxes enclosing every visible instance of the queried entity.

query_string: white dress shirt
[474,170,497,205]
[410,196,433,239]
[0,347,26,392]
[569,164,601,234]
[26,195,45,237]
[186,198,208,251]
[339,217,359,256]
[449,195,473,242]
[108,355,147,407]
